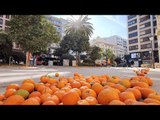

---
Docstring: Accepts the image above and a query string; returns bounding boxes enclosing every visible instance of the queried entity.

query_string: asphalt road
[0,66,159,94]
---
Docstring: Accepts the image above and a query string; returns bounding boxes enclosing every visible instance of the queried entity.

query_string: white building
[90,37,117,56]
[46,15,67,40]
[0,15,11,31]
[90,35,128,59]
[0,15,21,51]
[105,35,128,58]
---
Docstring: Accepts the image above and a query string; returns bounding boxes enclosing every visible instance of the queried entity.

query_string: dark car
[117,62,128,67]
[36,57,43,65]
[42,57,49,65]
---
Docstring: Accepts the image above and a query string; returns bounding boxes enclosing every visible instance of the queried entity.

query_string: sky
[53,15,128,40]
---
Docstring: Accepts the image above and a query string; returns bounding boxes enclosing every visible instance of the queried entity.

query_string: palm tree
[64,15,94,65]
[64,15,94,37]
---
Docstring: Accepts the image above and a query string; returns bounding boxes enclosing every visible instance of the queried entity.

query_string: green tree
[90,46,102,64]
[8,15,60,66]
[60,32,90,64]
[53,48,67,57]
[104,49,116,65]
[0,30,12,63]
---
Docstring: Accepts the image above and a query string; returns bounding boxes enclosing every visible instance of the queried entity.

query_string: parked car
[117,62,128,67]
[36,56,43,65]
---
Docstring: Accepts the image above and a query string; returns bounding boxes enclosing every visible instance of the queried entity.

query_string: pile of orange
[133,68,150,76]
[0,71,159,105]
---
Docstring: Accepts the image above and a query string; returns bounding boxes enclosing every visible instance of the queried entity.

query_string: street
[0,66,160,94]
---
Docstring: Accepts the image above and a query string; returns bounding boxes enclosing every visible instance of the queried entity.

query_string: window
[123,41,127,46]
[154,36,157,41]
[154,28,156,34]
[153,21,157,26]
[141,43,151,49]
[128,19,137,26]
[145,29,151,34]
[128,15,136,20]
[131,53,140,58]
[140,29,151,36]
[155,43,158,48]
[142,51,151,60]
[129,45,138,50]
[140,15,150,23]
[0,19,3,25]
[153,15,156,19]
[5,20,9,26]
[128,25,137,32]
[129,39,138,44]
[140,37,150,43]
[5,15,10,19]
[140,22,150,29]
[129,32,137,38]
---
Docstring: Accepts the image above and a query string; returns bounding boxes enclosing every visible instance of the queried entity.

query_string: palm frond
[64,15,93,37]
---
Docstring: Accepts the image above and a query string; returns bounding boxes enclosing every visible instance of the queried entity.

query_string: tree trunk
[26,51,32,67]
[108,59,111,65]
[77,52,80,64]
[76,51,78,66]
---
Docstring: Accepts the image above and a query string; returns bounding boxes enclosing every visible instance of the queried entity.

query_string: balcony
[128,16,137,21]
[139,19,150,25]
[139,15,148,18]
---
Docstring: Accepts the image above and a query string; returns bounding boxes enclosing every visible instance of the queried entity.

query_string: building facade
[45,16,68,57]
[0,15,21,51]
[90,36,128,59]
[104,35,128,58]
[90,37,117,57]
[0,15,10,32]
[156,16,160,63]
[127,15,159,67]
[46,15,67,40]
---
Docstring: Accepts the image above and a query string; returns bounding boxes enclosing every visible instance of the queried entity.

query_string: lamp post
[149,36,155,69]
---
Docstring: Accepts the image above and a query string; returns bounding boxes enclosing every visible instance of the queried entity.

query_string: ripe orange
[85,96,98,105]
[55,73,60,77]
[4,89,16,98]
[43,100,56,105]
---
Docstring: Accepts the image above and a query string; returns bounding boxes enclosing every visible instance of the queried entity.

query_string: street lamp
[149,36,155,69]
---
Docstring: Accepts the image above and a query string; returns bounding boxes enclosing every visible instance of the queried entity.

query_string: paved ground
[0,66,159,94]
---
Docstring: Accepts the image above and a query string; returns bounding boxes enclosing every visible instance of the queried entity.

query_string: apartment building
[0,15,21,51]
[128,15,159,66]
[46,15,67,40]
[90,36,128,59]
[45,16,68,56]
[90,37,117,57]
[104,35,128,58]
[0,15,10,32]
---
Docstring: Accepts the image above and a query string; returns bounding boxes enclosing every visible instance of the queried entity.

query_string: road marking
[12,69,58,72]
[0,71,71,84]
[0,73,41,77]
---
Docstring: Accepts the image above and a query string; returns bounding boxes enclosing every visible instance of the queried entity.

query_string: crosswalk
[0,70,71,84]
